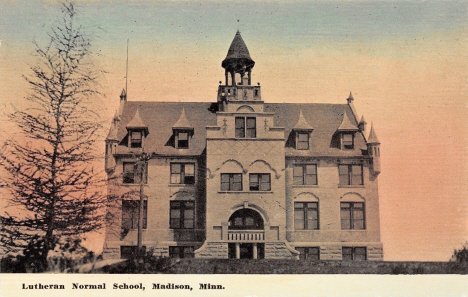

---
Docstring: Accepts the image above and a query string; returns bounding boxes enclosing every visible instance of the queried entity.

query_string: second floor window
[293,164,317,185]
[221,173,242,191]
[130,131,142,148]
[296,132,310,150]
[123,162,147,184]
[170,201,194,229]
[294,202,319,230]
[339,164,363,185]
[341,202,365,230]
[235,117,256,138]
[170,163,195,184]
[122,200,147,230]
[249,173,271,191]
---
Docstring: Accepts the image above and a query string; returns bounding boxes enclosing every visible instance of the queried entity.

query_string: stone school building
[103,31,384,261]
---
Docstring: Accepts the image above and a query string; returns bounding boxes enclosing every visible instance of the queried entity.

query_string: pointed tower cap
[368,123,380,144]
[292,110,314,131]
[106,111,120,141]
[359,115,367,125]
[222,31,255,71]
[337,112,359,131]
[120,88,127,100]
[126,107,148,133]
[172,108,194,130]
[106,122,119,141]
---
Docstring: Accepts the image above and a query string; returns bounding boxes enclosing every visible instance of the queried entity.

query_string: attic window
[130,131,142,148]
[176,131,189,149]
[254,89,259,97]
[296,132,310,150]
[342,133,354,150]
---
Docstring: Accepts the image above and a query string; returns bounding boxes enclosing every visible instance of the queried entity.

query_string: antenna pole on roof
[126,38,129,98]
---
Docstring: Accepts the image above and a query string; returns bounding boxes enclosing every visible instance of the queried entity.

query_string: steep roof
[337,111,359,131]
[224,31,252,60]
[172,108,194,130]
[368,123,380,144]
[113,101,367,157]
[126,107,148,130]
[292,110,314,131]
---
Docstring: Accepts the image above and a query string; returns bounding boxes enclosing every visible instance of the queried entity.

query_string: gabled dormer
[292,110,314,150]
[337,112,359,150]
[172,108,194,149]
[126,107,148,149]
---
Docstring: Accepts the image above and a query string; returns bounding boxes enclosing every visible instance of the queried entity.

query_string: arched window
[228,209,264,230]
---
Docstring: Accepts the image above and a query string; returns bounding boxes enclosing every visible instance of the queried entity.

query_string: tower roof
[222,31,255,71]
[368,123,380,144]
[292,110,314,131]
[126,107,148,131]
[337,112,359,131]
[172,108,194,130]
[106,111,120,141]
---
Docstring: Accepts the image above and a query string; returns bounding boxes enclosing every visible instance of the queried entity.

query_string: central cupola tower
[218,31,262,111]
[222,30,255,86]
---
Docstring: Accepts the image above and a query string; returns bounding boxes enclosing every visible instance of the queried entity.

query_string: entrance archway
[227,208,265,259]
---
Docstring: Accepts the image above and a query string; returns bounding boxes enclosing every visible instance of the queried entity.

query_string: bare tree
[0,2,105,271]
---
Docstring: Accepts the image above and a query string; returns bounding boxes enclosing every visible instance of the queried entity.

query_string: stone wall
[265,242,298,259]
[195,242,229,259]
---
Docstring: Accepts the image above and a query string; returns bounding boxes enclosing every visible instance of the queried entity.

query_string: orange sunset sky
[1,0,467,261]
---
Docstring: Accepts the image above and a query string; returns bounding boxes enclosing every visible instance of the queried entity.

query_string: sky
[1,0,467,261]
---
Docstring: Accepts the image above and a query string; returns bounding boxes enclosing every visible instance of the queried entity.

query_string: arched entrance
[227,208,265,259]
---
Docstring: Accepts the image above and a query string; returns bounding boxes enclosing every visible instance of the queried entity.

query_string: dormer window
[176,131,190,149]
[296,132,310,150]
[125,108,149,149]
[172,108,194,149]
[342,133,354,150]
[130,131,142,148]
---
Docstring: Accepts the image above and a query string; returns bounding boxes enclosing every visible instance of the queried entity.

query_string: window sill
[338,185,365,188]
[294,229,320,231]
[292,185,319,188]
[341,229,367,231]
[217,191,273,194]
[122,183,148,186]
[169,184,195,187]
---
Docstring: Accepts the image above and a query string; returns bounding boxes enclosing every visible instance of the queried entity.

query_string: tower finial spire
[125,38,129,99]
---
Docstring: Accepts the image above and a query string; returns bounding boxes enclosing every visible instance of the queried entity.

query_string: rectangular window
[170,201,194,229]
[293,164,317,185]
[169,246,194,258]
[249,173,271,191]
[122,200,147,230]
[235,117,245,138]
[296,247,320,260]
[342,247,367,261]
[170,163,195,184]
[339,164,363,185]
[220,173,242,191]
[296,132,309,150]
[235,117,256,138]
[342,133,354,150]
[177,131,189,149]
[341,202,365,230]
[130,131,142,148]
[294,202,319,230]
[123,162,147,184]
[120,246,146,259]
